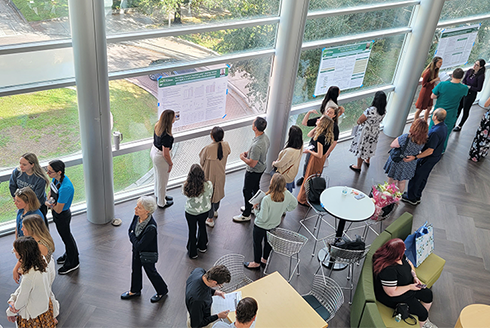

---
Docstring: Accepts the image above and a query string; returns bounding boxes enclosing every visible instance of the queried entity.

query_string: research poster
[314,42,373,97]
[157,68,228,128]
[435,24,480,69]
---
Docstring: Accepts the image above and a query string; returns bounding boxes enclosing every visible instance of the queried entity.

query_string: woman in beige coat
[199,126,231,227]
[272,125,303,193]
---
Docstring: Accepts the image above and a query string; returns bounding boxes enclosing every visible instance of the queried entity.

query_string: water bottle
[342,187,348,196]
[395,313,401,322]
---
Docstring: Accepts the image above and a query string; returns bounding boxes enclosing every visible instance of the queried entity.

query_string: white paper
[249,190,265,206]
[435,24,480,69]
[211,291,242,314]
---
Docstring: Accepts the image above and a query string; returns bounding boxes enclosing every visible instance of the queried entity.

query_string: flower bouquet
[370,182,402,220]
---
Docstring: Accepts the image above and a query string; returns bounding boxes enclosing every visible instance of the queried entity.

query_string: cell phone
[354,194,365,200]
[416,284,427,289]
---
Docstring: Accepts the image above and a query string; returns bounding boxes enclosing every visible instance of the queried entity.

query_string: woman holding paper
[243,173,297,270]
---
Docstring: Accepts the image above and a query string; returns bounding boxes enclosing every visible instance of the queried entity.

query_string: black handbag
[389,136,410,163]
[393,303,417,325]
[307,176,326,203]
[140,251,158,264]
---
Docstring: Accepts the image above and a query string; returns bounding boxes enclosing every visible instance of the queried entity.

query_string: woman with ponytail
[199,126,231,228]
[45,160,79,275]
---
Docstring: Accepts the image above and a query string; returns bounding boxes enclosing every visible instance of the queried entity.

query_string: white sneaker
[214,211,218,218]
[422,319,438,328]
[233,214,251,222]
[205,219,215,228]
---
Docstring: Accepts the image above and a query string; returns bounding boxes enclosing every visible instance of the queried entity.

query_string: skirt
[17,300,55,328]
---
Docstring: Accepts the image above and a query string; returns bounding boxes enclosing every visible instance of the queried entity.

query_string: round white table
[317,186,375,269]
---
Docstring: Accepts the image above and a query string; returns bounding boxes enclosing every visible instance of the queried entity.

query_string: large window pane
[0,181,16,225]
[439,0,490,20]
[309,0,410,11]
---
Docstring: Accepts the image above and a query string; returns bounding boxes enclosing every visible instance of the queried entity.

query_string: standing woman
[151,109,176,208]
[469,97,490,162]
[183,164,213,259]
[6,236,56,327]
[272,125,303,193]
[45,159,79,275]
[121,196,168,303]
[454,59,486,132]
[199,126,231,228]
[349,91,387,172]
[9,153,50,226]
[414,57,442,121]
[14,187,43,239]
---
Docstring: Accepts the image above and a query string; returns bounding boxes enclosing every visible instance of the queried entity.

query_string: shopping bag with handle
[404,222,434,267]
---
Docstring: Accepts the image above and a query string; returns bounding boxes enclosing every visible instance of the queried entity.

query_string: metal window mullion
[437,14,490,29]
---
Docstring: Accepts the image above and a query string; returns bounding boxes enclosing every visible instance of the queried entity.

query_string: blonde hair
[314,116,334,146]
[20,153,50,186]
[22,214,55,253]
[266,173,286,202]
[155,110,175,137]
[14,187,40,212]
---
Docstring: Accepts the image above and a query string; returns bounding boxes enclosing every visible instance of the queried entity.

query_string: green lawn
[11,0,69,21]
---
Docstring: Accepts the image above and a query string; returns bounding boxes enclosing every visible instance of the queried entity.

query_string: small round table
[318,186,375,269]
[454,304,490,328]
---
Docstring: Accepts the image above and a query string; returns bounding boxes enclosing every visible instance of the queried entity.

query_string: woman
[454,59,486,132]
[244,173,298,270]
[9,153,50,226]
[151,109,176,208]
[14,187,43,239]
[45,159,79,275]
[349,91,387,172]
[383,119,428,192]
[199,126,231,228]
[469,96,490,162]
[297,116,334,205]
[121,196,168,302]
[373,238,436,328]
[6,236,56,327]
[183,164,213,259]
[414,57,442,121]
[272,125,303,193]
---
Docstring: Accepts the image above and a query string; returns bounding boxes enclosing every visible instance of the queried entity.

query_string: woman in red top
[414,57,442,121]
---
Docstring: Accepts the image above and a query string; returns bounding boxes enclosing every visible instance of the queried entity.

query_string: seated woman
[373,238,437,328]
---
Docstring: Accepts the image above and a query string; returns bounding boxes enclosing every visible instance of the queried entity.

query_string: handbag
[404,222,434,267]
[389,135,410,163]
[351,125,359,136]
[392,303,417,325]
[140,251,158,264]
[307,176,326,203]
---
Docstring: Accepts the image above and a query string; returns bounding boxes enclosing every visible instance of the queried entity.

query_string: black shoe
[150,293,167,303]
[58,263,79,275]
[165,195,173,201]
[349,164,361,173]
[197,248,207,253]
[57,254,66,264]
[158,200,174,209]
[453,126,461,132]
[401,194,420,206]
[243,262,260,270]
[260,262,267,268]
[121,291,141,300]
[296,177,304,187]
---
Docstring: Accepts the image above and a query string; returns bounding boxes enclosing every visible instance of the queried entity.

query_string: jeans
[242,171,263,217]
[185,211,209,258]
[207,202,220,219]
[52,209,79,268]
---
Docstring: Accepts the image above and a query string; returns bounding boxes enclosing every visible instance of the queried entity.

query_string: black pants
[407,156,441,201]
[456,90,477,128]
[185,211,208,258]
[39,204,49,230]
[253,225,272,264]
[207,201,220,219]
[52,209,79,268]
[242,171,263,217]
[130,252,168,295]
[384,288,433,322]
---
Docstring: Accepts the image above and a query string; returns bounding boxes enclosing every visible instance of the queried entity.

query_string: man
[233,117,270,222]
[429,68,468,152]
[186,265,232,328]
[402,108,447,205]
[212,297,258,328]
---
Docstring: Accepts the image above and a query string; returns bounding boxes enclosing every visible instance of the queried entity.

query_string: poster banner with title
[314,42,373,97]
[157,68,228,128]
[435,24,480,69]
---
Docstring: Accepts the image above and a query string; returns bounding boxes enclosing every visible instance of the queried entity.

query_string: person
[233,117,270,222]
[212,297,258,328]
[121,196,168,303]
[469,96,490,162]
[9,153,50,226]
[183,164,213,259]
[349,91,387,172]
[297,116,334,205]
[429,68,468,152]
[151,109,176,208]
[199,126,231,228]
[45,159,80,275]
[454,59,486,132]
[14,187,43,239]
[244,173,298,270]
[6,236,56,327]
[383,119,428,192]
[402,109,447,205]
[373,238,436,328]
[271,125,303,193]
[414,57,442,121]
[185,265,231,328]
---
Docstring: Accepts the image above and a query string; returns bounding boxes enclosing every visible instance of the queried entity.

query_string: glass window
[0,181,16,225]
[439,0,490,21]
[309,0,410,11]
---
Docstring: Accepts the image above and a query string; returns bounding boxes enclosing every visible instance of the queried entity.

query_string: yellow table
[454,304,490,328]
[228,272,328,328]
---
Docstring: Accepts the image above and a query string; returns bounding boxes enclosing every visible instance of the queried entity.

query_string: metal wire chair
[213,254,253,293]
[264,228,308,282]
[362,203,398,240]
[302,274,344,323]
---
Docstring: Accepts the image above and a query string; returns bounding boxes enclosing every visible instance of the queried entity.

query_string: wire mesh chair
[302,274,344,323]
[213,254,253,293]
[263,228,308,282]
[362,203,398,240]
[316,237,370,304]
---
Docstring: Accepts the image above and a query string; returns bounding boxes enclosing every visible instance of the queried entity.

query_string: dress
[415,69,435,109]
[383,134,425,181]
[349,106,385,160]
[199,141,231,203]
[469,110,490,162]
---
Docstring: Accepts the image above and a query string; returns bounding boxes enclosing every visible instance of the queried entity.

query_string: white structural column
[68,0,114,224]
[478,78,490,107]
[383,0,444,137]
[265,0,310,164]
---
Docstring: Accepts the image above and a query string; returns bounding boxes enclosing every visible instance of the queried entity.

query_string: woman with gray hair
[121,196,168,303]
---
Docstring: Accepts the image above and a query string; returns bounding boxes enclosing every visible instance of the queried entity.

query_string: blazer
[128,215,158,254]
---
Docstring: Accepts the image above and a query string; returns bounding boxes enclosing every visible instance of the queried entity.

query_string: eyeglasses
[46,169,55,174]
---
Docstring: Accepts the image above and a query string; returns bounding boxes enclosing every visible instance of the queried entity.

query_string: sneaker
[197,248,207,253]
[205,219,215,228]
[296,177,304,187]
[58,263,79,275]
[240,206,245,212]
[233,214,251,222]
[214,210,218,218]
[422,319,438,328]
[189,254,198,259]
[401,194,420,205]
[453,126,461,132]
[56,255,66,264]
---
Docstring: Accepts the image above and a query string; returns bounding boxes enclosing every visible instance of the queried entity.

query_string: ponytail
[217,142,223,161]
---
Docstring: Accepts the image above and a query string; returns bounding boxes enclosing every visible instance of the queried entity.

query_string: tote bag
[404,222,434,267]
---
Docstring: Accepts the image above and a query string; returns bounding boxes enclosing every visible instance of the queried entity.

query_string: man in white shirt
[212,297,258,328]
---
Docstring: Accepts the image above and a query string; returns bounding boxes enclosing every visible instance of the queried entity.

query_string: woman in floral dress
[469,97,490,162]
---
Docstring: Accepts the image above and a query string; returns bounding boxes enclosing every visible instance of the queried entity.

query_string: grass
[11,0,69,22]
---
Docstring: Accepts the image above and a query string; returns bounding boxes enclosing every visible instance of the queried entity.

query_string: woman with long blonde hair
[14,187,43,239]
[414,57,442,121]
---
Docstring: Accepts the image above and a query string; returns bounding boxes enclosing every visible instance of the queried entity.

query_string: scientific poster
[157,68,228,128]
[314,42,373,97]
[435,24,480,69]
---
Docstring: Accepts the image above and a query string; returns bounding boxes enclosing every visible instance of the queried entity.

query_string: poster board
[157,68,228,128]
[435,24,480,69]
[314,41,373,97]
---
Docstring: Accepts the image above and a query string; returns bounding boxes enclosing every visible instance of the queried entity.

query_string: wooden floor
[1,105,489,328]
